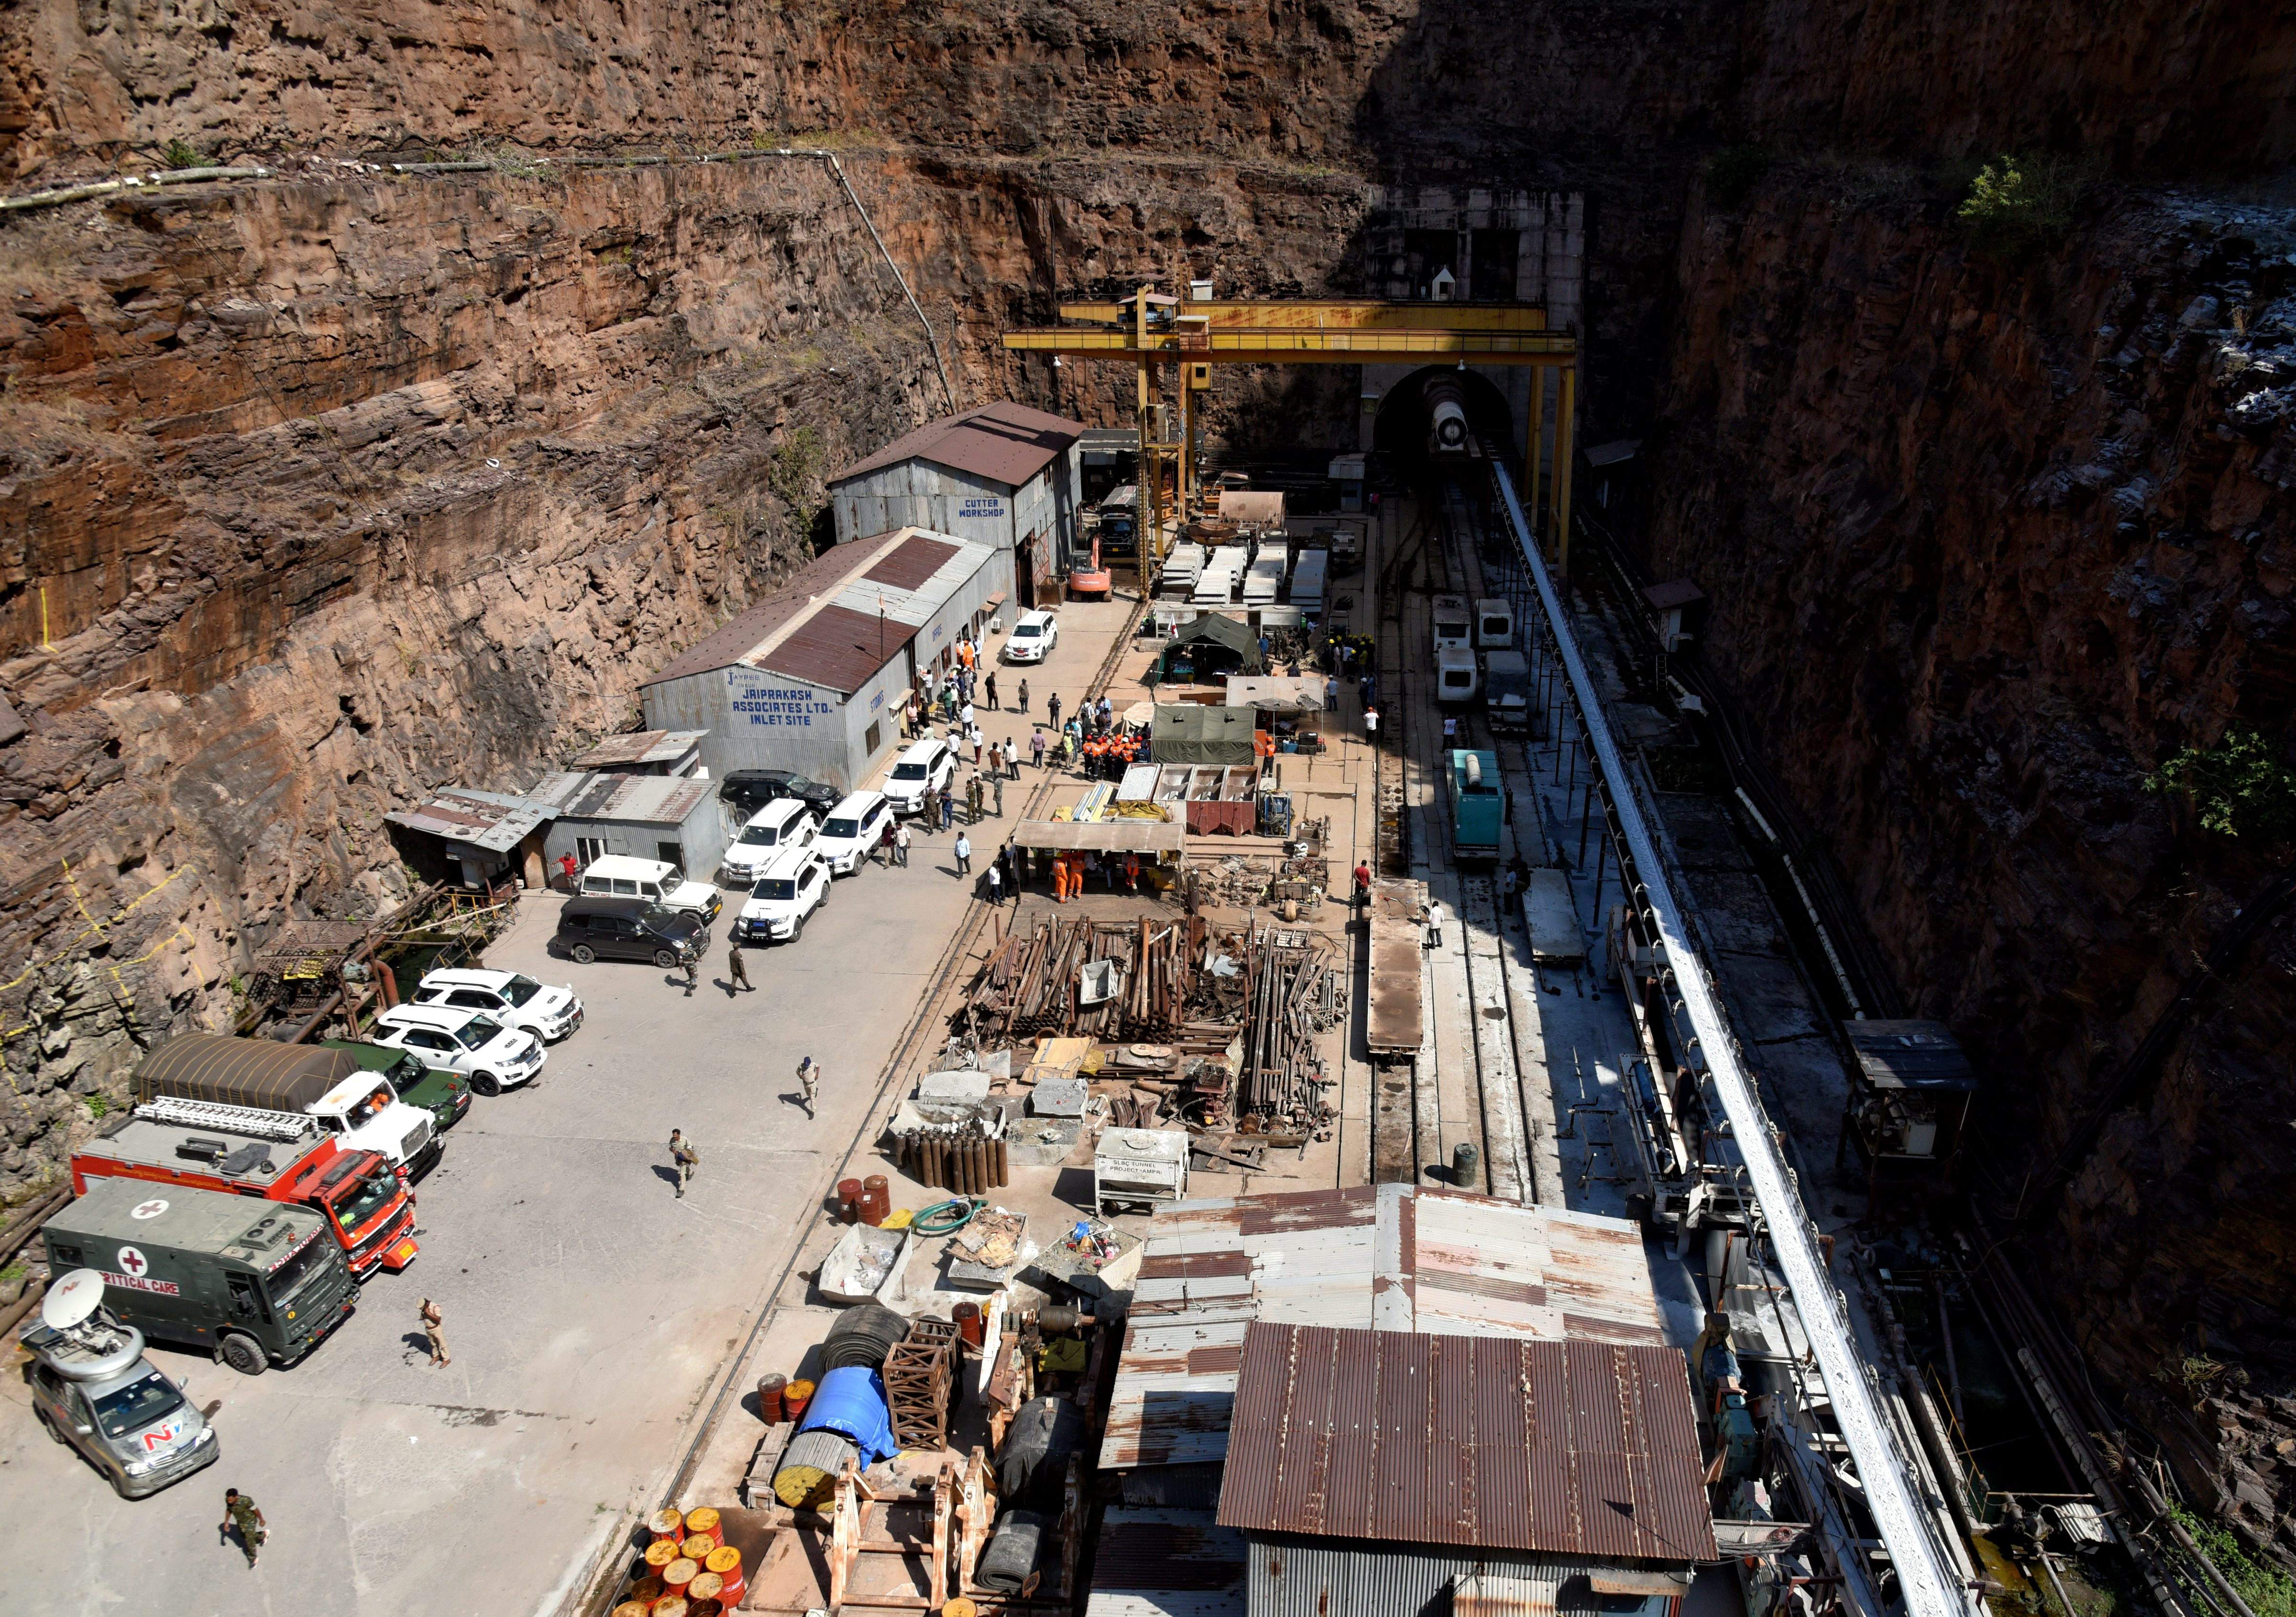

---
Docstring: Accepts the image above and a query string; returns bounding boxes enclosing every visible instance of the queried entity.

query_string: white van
[883,738,956,817]
[722,799,821,885]
[577,855,722,922]
[736,845,832,943]
[815,791,891,876]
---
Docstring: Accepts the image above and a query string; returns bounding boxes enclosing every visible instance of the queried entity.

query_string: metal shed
[639,528,1009,794]
[526,770,730,883]
[828,402,1084,607]
[382,786,557,890]
[567,730,706,776]
[1102,1185,1667,1475]
[1157,615,1265,684]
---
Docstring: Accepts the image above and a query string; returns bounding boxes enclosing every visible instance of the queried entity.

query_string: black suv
[720,769,840,816]
[555,896,708,967]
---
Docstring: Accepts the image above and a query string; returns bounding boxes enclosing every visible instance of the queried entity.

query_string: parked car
[1002,609,1058,663]
[575,855,722,923]
[722,799,821,885]
[719,768,840,817]
[408,967,583,1043]
[554,895,710,968]
[883,739,956,818]
[324,1039,472,1131]
[369,1004,546,1098]
[24,1274,218,1498]
[814,792,892,876]
[736,846,832,943]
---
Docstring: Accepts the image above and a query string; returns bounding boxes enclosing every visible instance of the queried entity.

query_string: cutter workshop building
[639,527,1009,793]
[828,402,1083,609]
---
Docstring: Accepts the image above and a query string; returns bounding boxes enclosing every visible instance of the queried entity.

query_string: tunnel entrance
[1371,365,1516,480]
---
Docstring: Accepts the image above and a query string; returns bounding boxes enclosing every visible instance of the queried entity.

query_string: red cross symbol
[118,1248,147,1276]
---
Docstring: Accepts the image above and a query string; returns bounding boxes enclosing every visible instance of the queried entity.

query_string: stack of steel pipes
[1236,929,1342,1119]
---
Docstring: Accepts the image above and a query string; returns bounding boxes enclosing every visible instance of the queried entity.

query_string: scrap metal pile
[958,915,1242,1051]
[1236,928,1346,1122]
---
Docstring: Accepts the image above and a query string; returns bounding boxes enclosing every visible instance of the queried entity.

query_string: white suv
[883,738,956,817]
[722,799,820,885]
[736,846,832,943]
[408,968,584,1042]
[370,1004,547,1097]
[815,791,891,876]
[576,854,722,922]
[1002,609,1057,663]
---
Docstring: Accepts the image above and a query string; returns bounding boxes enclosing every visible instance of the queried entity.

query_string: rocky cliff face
[1645,169,2296,1556]
[4,0,2295,1557]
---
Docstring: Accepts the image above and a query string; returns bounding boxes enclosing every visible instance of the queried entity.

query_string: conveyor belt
[1490,463,1973,1617]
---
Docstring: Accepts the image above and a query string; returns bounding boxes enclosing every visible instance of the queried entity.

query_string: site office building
[826,401,1084,609]
[640,527,1010,794]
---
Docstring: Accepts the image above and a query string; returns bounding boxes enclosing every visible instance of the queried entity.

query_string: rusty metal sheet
[1215,1323,1716,1563]
[832,399,1082,488]
[862,532,963,590]
[1086,1506,1248,1617]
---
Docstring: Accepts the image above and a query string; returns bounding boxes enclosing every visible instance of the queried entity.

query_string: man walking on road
[668,1130,698,1196]
[894,821,912,867]
[954,832,973,876]
[681,952,698,997]
[1047,692,1062,732]
[939,787,954,832]
[986,671,999,710]
[992,771,1005,817]
[221,1488,267,1568]
[1017,677,1029,714]
[966,772,984,823]
[795,1056,819,1115]
[1031,729,1047,770]
[986,860,1004,906]
[726,938,753,994]
[419,1297,448,1366]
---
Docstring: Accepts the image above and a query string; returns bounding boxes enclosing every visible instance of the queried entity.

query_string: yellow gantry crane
[1002,287,1580,574]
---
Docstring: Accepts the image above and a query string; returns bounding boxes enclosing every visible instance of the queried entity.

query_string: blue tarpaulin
[796,1365,897,1464]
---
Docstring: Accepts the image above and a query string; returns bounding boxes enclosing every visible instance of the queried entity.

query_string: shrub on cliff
[1956,154,2077,258]
[2145,727,2296,842]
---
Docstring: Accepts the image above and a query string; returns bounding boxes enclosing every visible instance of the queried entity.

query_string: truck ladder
[136,1096,318,1143]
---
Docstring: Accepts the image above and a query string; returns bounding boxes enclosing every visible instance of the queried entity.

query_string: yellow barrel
[647,1506,685,1542]
[683,1506,722,1543]
[642,1539,682,1573]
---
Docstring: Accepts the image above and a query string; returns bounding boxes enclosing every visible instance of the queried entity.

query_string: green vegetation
[1956,154,2078,258]
[766,425,829,541]
[2170,1505,2296,1617]
[1704,145,1774,211]
[84,1094,110,1121]
[160,138,205,171]
[2144,728,2296,841]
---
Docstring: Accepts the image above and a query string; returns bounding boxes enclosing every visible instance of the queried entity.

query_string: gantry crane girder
[1002,288,1579,577]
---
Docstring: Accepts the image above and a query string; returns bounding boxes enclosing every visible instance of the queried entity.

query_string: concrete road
[0,598,1134,1616]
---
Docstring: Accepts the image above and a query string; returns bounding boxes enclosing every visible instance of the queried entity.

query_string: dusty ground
[0,600,1139,1616]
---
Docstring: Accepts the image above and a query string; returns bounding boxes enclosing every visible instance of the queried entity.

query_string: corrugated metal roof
[863,532,962,590]
[526,771,716,827]
[1085,1507,1248,1617]
[382,787,555,852]
[569,730,706,768]
[1217,1324,1715,1563]
[830,400,1084,489]
[764,601,919,696]
[1843,1019,1978,1092]
[1103,1187,1665,1472]
[642,527,998,690]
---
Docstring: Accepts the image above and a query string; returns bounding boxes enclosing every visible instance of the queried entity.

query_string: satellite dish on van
[41,1268,107,1332]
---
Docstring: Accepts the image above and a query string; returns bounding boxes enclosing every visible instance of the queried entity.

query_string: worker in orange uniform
[1051,852,1070,903]
[1124,853,1140,893]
